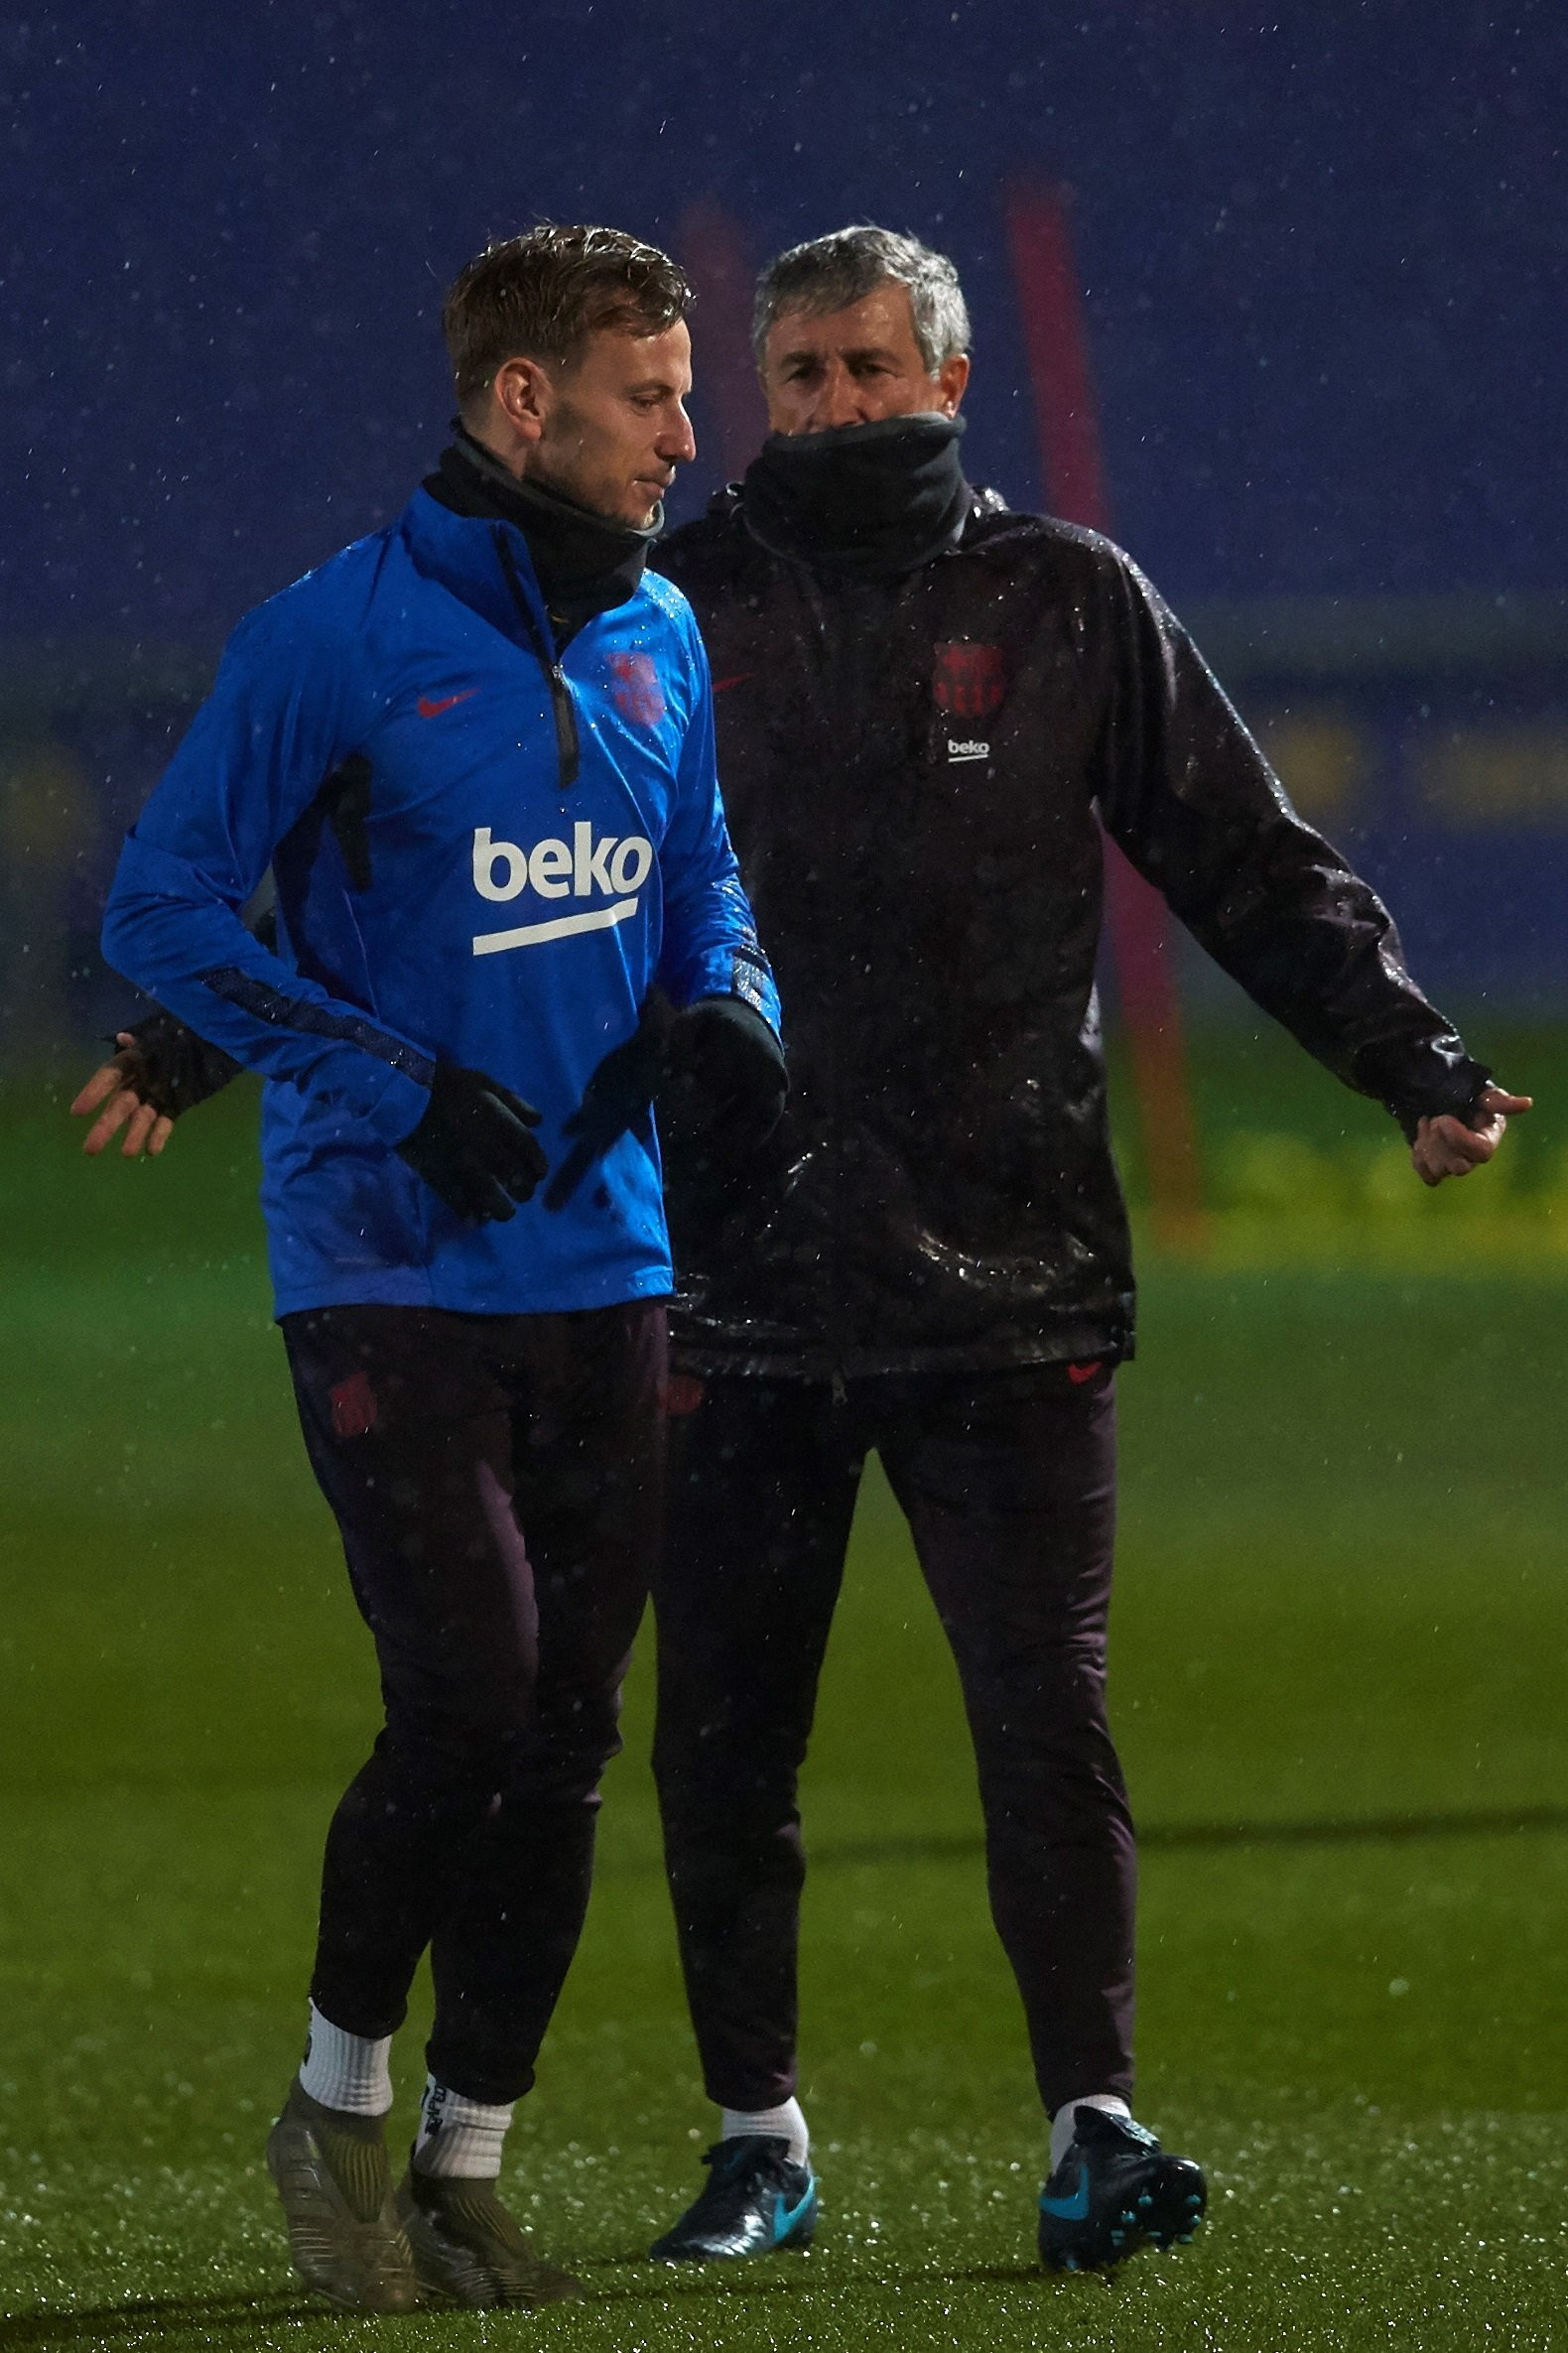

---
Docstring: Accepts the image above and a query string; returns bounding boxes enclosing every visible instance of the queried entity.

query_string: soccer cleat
[265,2080,418,2312]
[649,2134,818,2262]
[1037,2106,1207,2273]
[397,2165,584,2308]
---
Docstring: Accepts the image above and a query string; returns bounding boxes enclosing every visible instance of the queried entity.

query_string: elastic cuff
[1389,1060,1493,1143]
[362,1063,435,1148]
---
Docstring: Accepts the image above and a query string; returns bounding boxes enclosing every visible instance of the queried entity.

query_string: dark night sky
[2,0,1563,647]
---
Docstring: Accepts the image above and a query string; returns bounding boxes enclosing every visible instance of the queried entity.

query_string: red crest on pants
[608,651,666,727]
[329,1371,378,1439]
[932,640,1006,719]
[661,1373,707,1418]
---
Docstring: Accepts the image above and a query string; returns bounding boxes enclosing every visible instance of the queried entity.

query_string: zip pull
[546,661,581,790]
[495,530,581,791]
[830,1367,848,1407]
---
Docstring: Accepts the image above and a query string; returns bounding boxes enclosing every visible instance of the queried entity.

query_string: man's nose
[661,402,698,464]
[815,364,866,430]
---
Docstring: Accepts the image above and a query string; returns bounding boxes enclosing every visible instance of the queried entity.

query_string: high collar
[424,430,657,640]
[740,412,971,579]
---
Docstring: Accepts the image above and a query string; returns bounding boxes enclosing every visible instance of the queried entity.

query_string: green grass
[3,1042,1567,2350]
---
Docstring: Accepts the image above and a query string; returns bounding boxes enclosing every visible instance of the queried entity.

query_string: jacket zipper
[811,568,860,1403]
[495,529,581,790]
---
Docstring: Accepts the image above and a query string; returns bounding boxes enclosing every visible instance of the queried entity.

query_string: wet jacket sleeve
[1092,554,1488,1135]
[100,600,434,1147]
[654,627,782,1035]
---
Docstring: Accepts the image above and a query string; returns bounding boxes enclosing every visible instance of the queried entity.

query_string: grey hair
[751,225,971,375]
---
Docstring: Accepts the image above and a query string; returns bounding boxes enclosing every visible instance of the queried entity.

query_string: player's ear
[936,350,971,417]
[491,356,552,446]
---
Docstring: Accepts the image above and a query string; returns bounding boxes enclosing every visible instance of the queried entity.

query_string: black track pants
[651,1366,1133,2120]
[282,1301,665,2105]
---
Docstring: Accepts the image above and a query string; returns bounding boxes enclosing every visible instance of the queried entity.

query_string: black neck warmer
[425,429,658,641]
[740,412,971,578]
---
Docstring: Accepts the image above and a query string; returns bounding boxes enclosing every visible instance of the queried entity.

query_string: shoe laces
[702,2135,793,2186]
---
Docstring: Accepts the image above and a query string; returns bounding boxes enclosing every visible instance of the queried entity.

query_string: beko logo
[470,823,654,956]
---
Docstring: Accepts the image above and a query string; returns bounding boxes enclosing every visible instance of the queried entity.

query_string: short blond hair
[444,224,693,410]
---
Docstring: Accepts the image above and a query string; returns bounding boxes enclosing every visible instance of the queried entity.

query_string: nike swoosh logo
[417,690,477,718]
[772,2182,815,2243]
[1040,2173,1092,2223]
[712,673,755,694]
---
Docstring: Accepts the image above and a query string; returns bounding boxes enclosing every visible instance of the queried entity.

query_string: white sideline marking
[472,899,639,956]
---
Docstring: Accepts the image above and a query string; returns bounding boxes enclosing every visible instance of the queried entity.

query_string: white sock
[719,2096,809,2165]
[297,2001,393,2117]
[1049,2092,1131,2171]
[413,2075,515,2180]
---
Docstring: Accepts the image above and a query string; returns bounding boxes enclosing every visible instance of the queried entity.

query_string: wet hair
[444,224,693,411]
[751,225,971,375]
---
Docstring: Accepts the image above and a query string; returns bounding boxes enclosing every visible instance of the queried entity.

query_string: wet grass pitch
[3,1054,1566,2350]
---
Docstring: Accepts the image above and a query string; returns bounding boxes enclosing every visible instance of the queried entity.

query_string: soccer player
[79,224,1526,2282]
[93,224,784,2313]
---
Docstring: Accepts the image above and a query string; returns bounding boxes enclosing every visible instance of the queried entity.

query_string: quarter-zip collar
[400,483,587,789]
[425,429,657,644]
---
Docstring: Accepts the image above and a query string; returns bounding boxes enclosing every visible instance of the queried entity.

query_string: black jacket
[654,486,1487,1380]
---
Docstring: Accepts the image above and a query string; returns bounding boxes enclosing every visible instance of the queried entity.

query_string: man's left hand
[1410,1084,1532,1186]
[661,995,788,1165]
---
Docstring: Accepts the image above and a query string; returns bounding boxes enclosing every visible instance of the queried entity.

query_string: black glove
[544,1003,668,1213]
[397,1063,549,1224]
[119,1006,243,1118]
[659,995,787,1168]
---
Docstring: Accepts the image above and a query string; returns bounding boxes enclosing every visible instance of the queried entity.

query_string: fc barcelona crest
[933,640,1006,719]
[608,650,665,727]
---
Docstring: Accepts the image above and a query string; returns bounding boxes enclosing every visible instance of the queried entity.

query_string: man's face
[759,282,970,437]
[529,321,697,527]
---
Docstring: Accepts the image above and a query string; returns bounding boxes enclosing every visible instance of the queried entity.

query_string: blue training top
[101,485,780,1319]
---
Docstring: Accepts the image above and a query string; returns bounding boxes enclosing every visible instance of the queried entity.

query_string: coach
[96,225,783,2313]
[641,225,1524,2274]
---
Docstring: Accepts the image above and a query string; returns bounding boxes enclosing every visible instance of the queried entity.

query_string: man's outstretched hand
[70,1035,174,1158]
[70,1008,244,1158]
[1410,1084,1532,1186]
